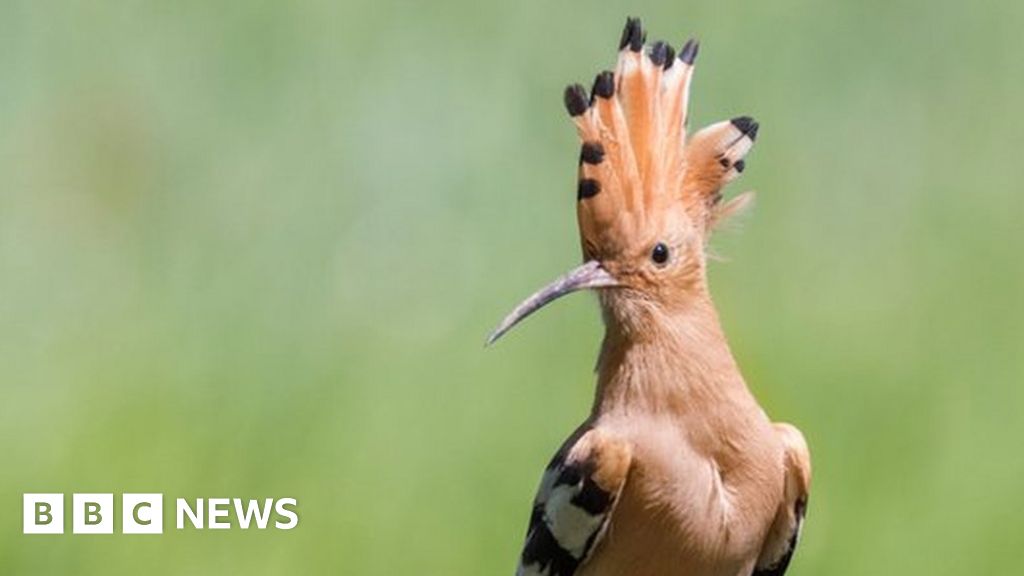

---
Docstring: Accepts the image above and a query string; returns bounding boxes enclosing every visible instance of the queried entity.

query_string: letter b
[73,494,113,534]
[23,494,63,534]
[37,502,52,525]
[85,502,102,525]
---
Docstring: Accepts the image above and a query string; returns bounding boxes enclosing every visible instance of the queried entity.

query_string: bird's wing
[516,426,632,576]
[752,423,812,576]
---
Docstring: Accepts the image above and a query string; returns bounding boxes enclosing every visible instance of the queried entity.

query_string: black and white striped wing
[516,428,631,576]
[754,423,811,576]
[752,497,808,576]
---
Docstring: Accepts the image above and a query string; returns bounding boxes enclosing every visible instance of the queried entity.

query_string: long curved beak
[486,260,618,346]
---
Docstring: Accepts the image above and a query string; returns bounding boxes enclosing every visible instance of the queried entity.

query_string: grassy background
[2,0,1023,574]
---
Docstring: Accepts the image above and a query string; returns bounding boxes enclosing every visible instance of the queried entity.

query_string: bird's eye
[651,242,670,266]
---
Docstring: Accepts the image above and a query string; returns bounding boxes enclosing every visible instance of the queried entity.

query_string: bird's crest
[566,17,758,261]
[485,17,761,346]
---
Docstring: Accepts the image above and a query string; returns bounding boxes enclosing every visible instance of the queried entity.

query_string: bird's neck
[592,294,754,418]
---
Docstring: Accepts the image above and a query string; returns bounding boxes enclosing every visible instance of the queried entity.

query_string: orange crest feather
[564,18,759,260]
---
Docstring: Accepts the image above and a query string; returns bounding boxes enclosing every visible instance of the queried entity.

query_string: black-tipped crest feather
[679,38,700,64]
[564,84,589,117]
[592,71,615,100]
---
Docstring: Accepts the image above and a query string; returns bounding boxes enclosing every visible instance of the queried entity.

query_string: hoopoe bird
[487,18,811,576]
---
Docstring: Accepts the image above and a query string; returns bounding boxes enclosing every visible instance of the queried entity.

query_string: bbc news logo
[23,494,299,534]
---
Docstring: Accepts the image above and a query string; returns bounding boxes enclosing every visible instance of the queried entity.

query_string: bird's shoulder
[516,425,632,576]
[752,422,811,576]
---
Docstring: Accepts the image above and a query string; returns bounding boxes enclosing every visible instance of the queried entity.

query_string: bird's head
[488,18,758,345]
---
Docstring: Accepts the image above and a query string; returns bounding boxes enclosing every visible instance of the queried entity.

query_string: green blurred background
[1,0,1022,574]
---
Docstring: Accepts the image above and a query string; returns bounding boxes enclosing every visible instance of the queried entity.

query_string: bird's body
[577,300,802,576]
[490,17,811,576]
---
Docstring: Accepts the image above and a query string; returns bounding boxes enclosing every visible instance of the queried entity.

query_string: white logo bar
[22,494,298,534]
